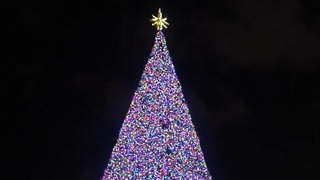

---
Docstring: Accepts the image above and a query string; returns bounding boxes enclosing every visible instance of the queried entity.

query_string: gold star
[151,8,169,31]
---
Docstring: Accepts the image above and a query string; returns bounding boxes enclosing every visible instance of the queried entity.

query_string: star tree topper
[151,8,169,30]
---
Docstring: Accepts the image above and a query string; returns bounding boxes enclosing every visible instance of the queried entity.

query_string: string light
[102,29,211,179]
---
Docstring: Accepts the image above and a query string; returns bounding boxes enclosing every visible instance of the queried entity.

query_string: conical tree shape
[102,31,212,179]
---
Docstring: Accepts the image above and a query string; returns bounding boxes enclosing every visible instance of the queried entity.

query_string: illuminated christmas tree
[102,9,212,179]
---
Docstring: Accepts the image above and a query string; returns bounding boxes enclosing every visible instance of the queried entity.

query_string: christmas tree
[102,9,212,179]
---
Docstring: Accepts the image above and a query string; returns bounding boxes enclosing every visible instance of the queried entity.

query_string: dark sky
[4,0,320,179]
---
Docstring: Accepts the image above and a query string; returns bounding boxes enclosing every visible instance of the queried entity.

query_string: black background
[4,0,320,179]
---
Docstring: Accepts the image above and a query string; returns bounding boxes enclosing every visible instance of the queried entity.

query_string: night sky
[4,0,320,179]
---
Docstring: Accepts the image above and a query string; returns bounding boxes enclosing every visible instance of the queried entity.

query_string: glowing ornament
[151,8,169,31]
